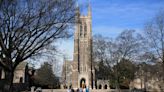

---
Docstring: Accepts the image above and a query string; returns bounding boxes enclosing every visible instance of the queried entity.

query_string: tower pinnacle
[88,0,91,17]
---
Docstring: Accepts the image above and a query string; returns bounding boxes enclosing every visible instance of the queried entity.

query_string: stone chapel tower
[62,2,110,90]
[72,3,94,88]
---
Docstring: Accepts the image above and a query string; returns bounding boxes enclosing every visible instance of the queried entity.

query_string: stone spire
[88,0,91,17]
[75,0,80,18]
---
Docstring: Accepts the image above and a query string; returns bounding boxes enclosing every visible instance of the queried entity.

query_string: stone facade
[61,4,95,89]
[61,4,110,90]
[129,69,164,92]
[130,76,164,92]
[96,80,110,89]
[13,62,28,83]
[0,62,28,83]
[0,62,34,91]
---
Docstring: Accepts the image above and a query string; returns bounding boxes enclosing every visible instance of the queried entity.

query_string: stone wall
[96,80,109,89]
[28,89,130,92]
[24,89,164,92]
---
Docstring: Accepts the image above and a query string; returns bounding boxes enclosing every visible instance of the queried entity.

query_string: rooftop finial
[88,0,91,17]
[88,0,91,8]
[76,0,80,14]
[76,0,79,8]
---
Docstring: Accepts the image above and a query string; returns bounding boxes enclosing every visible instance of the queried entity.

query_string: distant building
[130,69,164,91]
[13,62,28,83]
[0,62,35,91]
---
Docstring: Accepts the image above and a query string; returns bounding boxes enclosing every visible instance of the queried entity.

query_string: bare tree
[113,30,144,90]
[92,35,112,65]
[144,10,164,82]
[0,0,76,91]
[92,35,113,81]
[93,30,145,90]
[115,30,145,61]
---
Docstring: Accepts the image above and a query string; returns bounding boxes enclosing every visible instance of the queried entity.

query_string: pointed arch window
[84,23,87,37]
[80,23,83,37]
[20,77,23,83]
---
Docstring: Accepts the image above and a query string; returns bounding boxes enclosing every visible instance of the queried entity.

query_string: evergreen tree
[34,62,59,88]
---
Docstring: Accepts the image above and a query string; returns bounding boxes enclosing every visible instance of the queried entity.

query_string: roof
[16,62,28,70]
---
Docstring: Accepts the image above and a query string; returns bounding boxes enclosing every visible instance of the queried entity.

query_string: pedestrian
[71,88,75,92]
[86,86,89,92]
[76,88,79,92]
[83,86,86,92]
[67,86,71,92]
[79,87,83,92]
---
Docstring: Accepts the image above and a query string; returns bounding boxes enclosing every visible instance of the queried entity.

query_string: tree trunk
[115,60,120,92]
[2,70,14,92]
[163,62,164,82]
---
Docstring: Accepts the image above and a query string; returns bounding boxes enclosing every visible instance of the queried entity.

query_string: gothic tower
[73,3,94,88]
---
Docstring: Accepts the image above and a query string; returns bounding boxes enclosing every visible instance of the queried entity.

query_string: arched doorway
[104,85,107,89]
[80,78,86,88]
[20,77,23,83]
[99,84,102,89]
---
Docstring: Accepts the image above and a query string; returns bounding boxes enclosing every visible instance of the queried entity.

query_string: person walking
[83,86,86,92]
[71,88,75,92]
[79,87,83,92]
[86,86,89,92]
[67,86,71,92]
[76,88,79,92]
